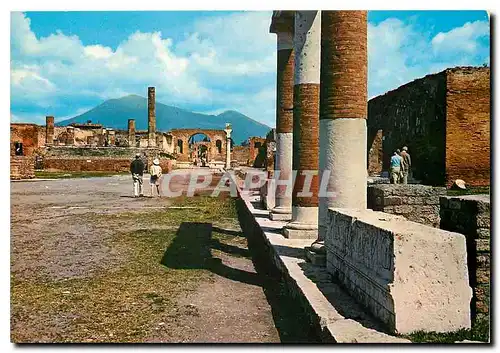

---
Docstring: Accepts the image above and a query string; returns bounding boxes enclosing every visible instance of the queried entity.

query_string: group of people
[390,146,412,184]
[130,153,163,197]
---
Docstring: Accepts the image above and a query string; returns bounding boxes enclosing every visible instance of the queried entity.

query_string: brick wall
[44,157,132,172]
[232,146,250,166]
[367,71,447,185]
[367,66,490,187]
[10,124,41,157]
[11,156,35,179]
[445,67,490,187]
[367,184,446,227]
[440,194,490,325]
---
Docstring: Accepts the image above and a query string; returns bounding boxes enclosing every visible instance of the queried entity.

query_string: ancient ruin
[10,87,269,178]
[367,67,490,187]
[244,10,491,340]
[10,9,490,344]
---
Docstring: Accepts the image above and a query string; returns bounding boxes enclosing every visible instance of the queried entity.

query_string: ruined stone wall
[10,124,40,156]
[43,157,132,172]
[325,208,471,334]
[367,71,447,185]
[440,194,490,324]
[169,128,226,162]
[232,146,250,166]
[367,184,446,227]
[10,156,35,179]
[445,67,490,187]
[249,137,266,167]
[367,129,383,176]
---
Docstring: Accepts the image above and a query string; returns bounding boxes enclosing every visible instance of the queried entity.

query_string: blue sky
[11,10,490,126]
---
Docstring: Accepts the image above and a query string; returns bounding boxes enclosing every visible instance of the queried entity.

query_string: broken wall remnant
[10,156,35,179]
[445,67,490,187]
[440,194,490,325]
[325,208,472,334]
[46,116,55,146]
[367,66,490,187]
[367,184,446,227]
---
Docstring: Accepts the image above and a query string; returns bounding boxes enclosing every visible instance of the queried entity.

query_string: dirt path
[11,171,314,343]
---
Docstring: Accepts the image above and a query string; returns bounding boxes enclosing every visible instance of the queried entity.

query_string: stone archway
[169,128,228,163]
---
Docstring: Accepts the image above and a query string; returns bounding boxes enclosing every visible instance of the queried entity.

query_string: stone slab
[305,249,326,267]
[283,228,318,240]
[233,173,410,343]
[325,208,472,334]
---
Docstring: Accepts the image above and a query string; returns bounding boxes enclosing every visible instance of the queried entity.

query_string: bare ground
[11,171,316,343]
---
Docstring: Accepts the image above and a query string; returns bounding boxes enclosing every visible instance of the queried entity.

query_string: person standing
[149,158,163,197]
[390,151,402,184]
[400,146,412,184]
[130,153,145,197]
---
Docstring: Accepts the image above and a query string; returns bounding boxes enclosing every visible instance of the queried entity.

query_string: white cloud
[84,45,113,59]
[10,11,276,124]
[368,17,489,99]
[10,11,490,128]
[432,20,489,56]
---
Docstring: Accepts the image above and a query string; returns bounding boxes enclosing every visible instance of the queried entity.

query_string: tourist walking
[130,153,145,197]
[149,158,163,197]
[390,151,403,184]
[400,146,412,184]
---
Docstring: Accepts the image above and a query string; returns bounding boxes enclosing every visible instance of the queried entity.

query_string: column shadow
[160,221,320,343]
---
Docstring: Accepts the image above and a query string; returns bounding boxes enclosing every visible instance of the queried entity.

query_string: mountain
[56,95,271,144]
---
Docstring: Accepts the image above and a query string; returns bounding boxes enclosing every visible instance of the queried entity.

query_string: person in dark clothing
[130,153,145,197]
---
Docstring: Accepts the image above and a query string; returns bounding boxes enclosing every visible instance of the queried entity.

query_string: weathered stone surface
[477,228,490,239]
[367,184,443,227]
[475,239,490,253]
[439,194,490,324]
[325,208,472,334]
[235,173,409,343]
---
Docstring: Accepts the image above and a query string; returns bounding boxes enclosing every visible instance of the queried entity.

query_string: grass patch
[34,170,128,179]
[447,186,490,197]
[11,194,241,343]
[401,317,490,343]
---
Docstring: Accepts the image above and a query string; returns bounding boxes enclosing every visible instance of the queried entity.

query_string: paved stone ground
[11,171,316,343]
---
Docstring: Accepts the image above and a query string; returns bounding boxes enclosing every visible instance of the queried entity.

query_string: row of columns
[269,10,368,243]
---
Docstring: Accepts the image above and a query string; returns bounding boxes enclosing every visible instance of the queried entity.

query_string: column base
[282,222,318,239]
[269,206,292,221]
[270,212,292,221]
[304,248,326,266]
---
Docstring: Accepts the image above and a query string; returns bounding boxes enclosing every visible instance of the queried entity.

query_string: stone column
[46,116,54,146]
[283,11,321,239]
[270,20,294,221]
[224,123,232,169]
[128,119,136,147]
[148,87,156,148]
[108,129,116,146]
[66,126,75,146]
[100,128,107,147]
[317,11,368,241]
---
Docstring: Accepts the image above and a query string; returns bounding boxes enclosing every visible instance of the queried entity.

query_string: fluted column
[128,119,136,147]
[224,124,232,169]
[270,19,294,221]
[148,87,156,148]
[283,11,321,239]
[45,116,54,146]
[317,11,368,241]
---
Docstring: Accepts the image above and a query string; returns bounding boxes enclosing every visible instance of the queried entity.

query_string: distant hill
[56,95,271,144]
